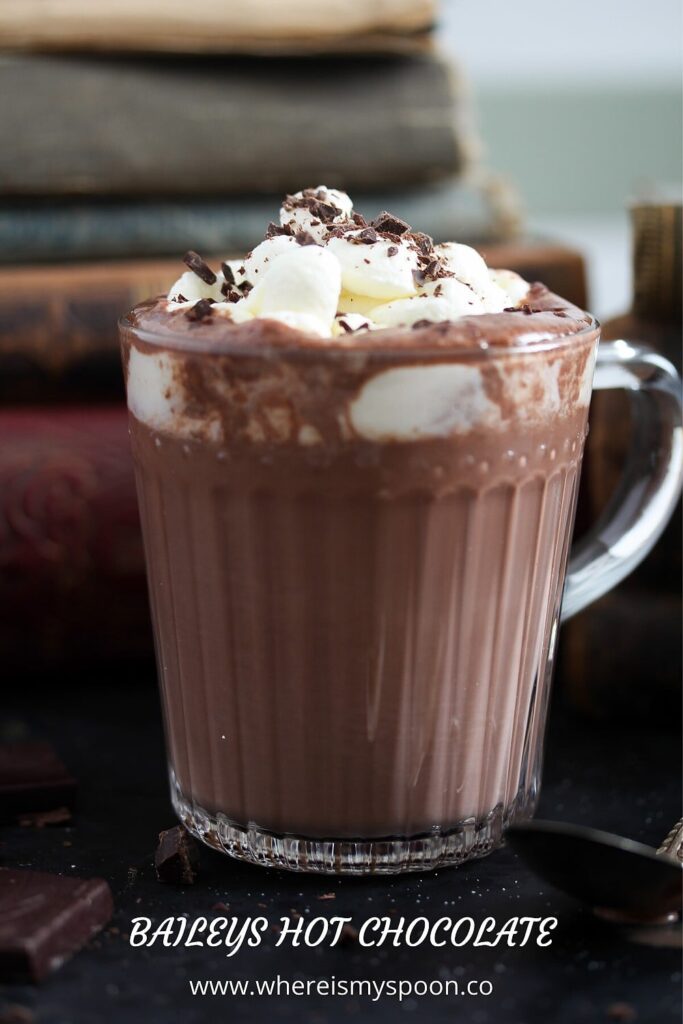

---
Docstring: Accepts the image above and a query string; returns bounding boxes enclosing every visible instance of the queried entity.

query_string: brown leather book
[0,0,436,55]
[0,240,587,403]
[0,405,151,671]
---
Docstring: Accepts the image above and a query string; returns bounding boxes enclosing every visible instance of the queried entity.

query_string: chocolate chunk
[155,826,200,885]
[387,246,399,257]
[0,742,76,825]
[371,211,411,235]
[412,269,426,288]
[185,298,214,322]
[182,251,217,285]
[351,212,367,227]
[0,868,113,983]
[238,281,253,296]
[221,262,236,286]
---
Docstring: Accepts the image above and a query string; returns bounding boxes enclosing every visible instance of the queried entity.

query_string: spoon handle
[656,820,683,862]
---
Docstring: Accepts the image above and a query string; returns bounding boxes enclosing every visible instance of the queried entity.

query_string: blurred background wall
[441,0,683,317]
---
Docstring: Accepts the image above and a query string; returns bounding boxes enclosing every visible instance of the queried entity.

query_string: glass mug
[119,311,682,875]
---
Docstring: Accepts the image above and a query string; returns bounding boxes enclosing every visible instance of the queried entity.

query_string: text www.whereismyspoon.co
[187,975,495,1002]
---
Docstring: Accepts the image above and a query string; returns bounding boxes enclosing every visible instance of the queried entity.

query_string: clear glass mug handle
[562,339,683,621]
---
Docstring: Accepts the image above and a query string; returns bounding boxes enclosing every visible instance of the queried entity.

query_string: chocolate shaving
[355,227,379,245]
[185,298,214,322]
[295,230,318,247]
[351,212,368,227]
[281,191,341,223]
[371,211,411,235]
[410,232,434,256]
[221,262,235,286]
[265,221,292,238]
[183,250,216,285]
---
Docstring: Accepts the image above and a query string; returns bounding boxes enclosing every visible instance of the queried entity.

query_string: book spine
[0,178,519,265]
[0,405,151,669]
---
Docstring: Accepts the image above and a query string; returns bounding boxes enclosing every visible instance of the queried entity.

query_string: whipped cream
[166,186,529,337]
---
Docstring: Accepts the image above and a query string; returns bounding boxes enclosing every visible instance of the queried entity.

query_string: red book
[0,406,151,669]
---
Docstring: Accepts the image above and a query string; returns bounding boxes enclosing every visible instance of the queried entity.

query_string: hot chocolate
[121,187,599,873]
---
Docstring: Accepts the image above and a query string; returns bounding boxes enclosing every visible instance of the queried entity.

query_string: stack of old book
[0,0,586,670]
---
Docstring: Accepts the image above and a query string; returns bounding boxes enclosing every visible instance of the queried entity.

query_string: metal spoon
[506,818,683,921]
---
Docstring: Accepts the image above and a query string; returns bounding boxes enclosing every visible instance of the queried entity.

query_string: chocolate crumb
[185,299,214,322]
[18,806,71,828]
[387,246,399,257]
[154,826,201,885]
[183,250,217,285]
[239,281,253,296]
[295,230,318,247]
[371,211,411,235]
[338,923,359,946]
[521,303,533,315]
[606,1004,637,1022]
[175,293,188,303]
[221,262,236,286]
[0,1005,34,1024]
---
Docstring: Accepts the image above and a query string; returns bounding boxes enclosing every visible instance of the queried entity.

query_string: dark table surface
[1,668,681,1024]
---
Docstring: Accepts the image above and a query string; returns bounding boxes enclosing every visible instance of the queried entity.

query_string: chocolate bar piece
[155,826,200,885]
[0,868,113,983]
[0,742,76,824]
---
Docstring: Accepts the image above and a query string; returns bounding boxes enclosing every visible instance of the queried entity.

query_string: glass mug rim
[119,307,601,362]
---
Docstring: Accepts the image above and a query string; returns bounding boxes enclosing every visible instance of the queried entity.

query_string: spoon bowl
[506,819,683,921]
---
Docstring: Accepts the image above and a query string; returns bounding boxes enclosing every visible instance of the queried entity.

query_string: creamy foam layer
[123,187,597,444]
